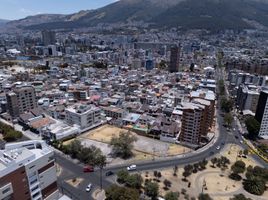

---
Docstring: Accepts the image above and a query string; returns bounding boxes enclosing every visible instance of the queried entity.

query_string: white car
[127,164,137,171]
[216,146,220,150]
[86,183,92,192]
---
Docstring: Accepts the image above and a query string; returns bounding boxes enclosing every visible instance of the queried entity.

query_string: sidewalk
[234,116,268,164]
[0,118,41,140]
[92,189,105,200]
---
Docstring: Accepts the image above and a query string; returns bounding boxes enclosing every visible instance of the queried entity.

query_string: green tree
[184,164,193,172]
[211,157,218,168]
[3,130,22,142]
[243,149,249,157]
[193,163,199,173]
[105,185,139,200]
[68,140,82,158]
[245,166,268,181]
[220,97,233,113]
[110,132,137,159]
[0,122,22,142]
[243,177,266,195]
[230,194,252,200]
[218,79,225,95]
[145,181,159,200]
[245,117,260,140]
[224,113,233,127]
[173,165,178,176]
[182,170,191,181]
[217,156,230,168]
[117,170,129,184]
[199,159,208,170]
[165,191,179,200]
[163,179,172,190]
[198,193,213,200]
[125,174,143,189]
[231,160,246,174]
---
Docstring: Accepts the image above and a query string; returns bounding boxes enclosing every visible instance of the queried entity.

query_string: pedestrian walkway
[92,189,105,200]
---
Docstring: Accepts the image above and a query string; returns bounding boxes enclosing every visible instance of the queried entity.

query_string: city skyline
[0,0,118,20]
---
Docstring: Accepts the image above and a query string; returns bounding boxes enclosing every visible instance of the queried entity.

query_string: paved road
[55,153,111,200]
[55,67,268,199]
[56,106,263,200]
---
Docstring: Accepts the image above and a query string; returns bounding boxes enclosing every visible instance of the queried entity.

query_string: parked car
[127,164,137,171]
[86,183,92,192]
[83,165,94,173]
[216,146,220,150]
[105,171,114,176]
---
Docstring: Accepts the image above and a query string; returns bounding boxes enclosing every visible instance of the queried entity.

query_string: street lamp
[100,166,103,190]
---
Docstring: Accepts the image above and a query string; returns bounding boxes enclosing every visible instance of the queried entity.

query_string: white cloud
[19,8,32,14]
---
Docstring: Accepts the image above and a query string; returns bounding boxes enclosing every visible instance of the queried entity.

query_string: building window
[2,187,11,194]
[30,179,38,185]
[29,165,35,169]
[32,191,40,198]
[31,185,39,192]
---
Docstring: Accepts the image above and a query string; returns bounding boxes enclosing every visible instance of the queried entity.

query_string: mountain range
[0,19,9,27]
[3,0,268,31]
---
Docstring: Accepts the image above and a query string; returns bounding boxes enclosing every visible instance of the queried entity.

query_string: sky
[0,0,118,20]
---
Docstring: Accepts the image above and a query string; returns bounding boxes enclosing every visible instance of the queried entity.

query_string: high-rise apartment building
[6,86,37,118]
[255,90,268,138]
[0,140,59,200]
[169,45,180,73]
[236,85,260,113]
[190,90,216,129]
[42,30,56,46]
[179,102,206,146]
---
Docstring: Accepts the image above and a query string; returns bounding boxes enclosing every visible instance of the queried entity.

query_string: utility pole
[100,166,103,190]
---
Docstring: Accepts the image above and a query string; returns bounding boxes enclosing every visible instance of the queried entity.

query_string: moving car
[216,146,220,150]
[83,165,94,173]
[105,171,114,176]
[86,183,92,192]
[127,164,137,171]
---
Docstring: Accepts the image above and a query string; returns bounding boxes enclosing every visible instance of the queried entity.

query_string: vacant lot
[82,125,134,143]
[79,124,189,157]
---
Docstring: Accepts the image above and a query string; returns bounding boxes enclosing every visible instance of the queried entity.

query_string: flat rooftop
[0,141,53,175]
[66,104,100,114]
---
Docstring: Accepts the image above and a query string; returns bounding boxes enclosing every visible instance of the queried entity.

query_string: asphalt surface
[55,67,268,199]
[2,67,265,199]
[56,105,264,200]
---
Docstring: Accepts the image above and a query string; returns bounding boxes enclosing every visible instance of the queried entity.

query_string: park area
[64,124,191,165]
[136,144,268,200]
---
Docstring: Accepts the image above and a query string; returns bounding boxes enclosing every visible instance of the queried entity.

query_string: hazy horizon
[0,0,118,20]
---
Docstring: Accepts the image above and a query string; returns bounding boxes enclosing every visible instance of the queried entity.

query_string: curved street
[55,102,268,200]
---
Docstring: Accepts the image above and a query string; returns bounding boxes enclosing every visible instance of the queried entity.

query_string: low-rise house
[43,121,80,141]
[102,106,127,119]
[122,113,141,125]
